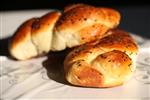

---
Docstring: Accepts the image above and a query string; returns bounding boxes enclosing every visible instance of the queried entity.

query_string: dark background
[1,0,150,38]
[0,0,150,55]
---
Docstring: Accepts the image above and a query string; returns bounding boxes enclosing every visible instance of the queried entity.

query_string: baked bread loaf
[64,29,138,87]
[9,4,120,60]
[9,11,61,60]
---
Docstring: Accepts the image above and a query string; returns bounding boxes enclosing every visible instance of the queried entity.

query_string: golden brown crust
[56,4,120,31]
[53,4,121,48]
[64,29,138,88]
[32,11,61,35]
[10,18,36,49]
[10,4,121,60]
[64,3,87,13]
[71,65,104,87]
[98,29,138,53]
[79,24,108,43]
[92,50,133,87]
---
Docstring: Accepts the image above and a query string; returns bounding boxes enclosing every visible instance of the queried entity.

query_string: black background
[1,0,150,38]
[0,0,150,55]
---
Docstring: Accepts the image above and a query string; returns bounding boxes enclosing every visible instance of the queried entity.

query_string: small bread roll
[51,4,120,51]
[64,29,138,88]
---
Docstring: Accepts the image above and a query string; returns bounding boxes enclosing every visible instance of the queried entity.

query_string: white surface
[0,10,150,100]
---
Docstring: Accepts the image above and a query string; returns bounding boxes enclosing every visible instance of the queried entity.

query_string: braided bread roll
[9,4,120,60]
[64,29,138,87]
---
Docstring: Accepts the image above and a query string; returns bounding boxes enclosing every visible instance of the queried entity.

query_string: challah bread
[9,4,120,60]
[9,11,61,60]
[52,4,120,51]
[64,29,138,88]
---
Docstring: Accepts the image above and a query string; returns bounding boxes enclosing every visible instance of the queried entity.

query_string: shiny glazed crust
[64,29,138,87]
[10,3,121,60]
[51,4,120,50]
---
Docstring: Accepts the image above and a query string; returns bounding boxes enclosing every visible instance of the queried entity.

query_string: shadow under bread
[42,49,73,85]
[0,37,11,56]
